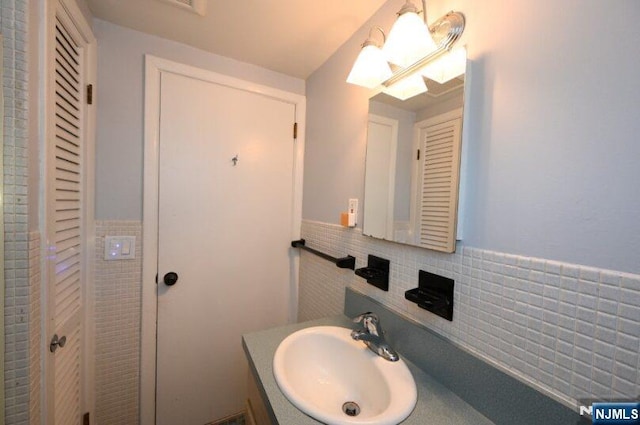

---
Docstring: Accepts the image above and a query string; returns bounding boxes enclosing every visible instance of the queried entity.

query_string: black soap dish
[405,270,454,321]
[355,255,390,291]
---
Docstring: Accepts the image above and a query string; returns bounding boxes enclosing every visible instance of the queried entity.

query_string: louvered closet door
[417,116,462,252]
[48,13,84,425]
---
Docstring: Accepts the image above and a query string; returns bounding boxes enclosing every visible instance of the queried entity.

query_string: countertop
[242,315,495,425]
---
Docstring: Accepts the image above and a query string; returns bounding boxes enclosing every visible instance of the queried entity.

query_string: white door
[412,110,462,252]
[155,71,296,424]
[363,114,398,240]
[44,1,96,424]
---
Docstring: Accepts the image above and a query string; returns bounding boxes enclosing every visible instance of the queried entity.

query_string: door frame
[141,55,305,425]
[41,0,97,421]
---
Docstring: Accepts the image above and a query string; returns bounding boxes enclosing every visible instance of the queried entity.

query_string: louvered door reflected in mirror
[363,57,468,253]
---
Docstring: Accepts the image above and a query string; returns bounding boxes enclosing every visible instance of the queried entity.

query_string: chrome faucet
[351,312,399,362]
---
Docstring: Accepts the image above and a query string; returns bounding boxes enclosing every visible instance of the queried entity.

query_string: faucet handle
[352,311,377,324]
[352,312,380,335]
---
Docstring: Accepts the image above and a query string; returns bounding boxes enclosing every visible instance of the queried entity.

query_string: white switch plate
[348,198,358,227]
[104,235,136,260]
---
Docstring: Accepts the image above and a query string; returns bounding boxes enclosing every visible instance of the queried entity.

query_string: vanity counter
[242,315,494,425]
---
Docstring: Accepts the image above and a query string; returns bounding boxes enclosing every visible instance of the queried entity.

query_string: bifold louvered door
[47,10,85,425]
[416,116,462,252]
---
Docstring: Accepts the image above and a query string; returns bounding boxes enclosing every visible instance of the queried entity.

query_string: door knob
[163,272,179,286]
[50,334,67,353]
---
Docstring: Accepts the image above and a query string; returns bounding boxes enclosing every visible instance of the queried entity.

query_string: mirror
[363,55,467,253]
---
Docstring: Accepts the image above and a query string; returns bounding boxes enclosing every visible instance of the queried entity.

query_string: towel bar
[291,239,355,270]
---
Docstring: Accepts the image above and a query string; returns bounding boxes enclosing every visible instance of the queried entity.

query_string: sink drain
[342,401,361,417]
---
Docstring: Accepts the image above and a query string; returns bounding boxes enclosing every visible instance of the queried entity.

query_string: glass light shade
[382,9,437,67]
[346,44,393,89]
[383,73,427,100]
[421,47,467,84]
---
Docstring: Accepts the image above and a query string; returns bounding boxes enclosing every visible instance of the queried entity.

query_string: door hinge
[416,149,421,160]
[293,122,298,140]
[86,84,93,105]
[83,412,90,425]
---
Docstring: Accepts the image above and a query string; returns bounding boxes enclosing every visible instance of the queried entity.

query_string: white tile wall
[94,221,142,425]
[2,0,32,423]
[27,232,39,425]
[298,220,640,409]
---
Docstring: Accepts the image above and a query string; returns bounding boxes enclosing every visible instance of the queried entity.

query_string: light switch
[104,236,136,260]
[121,240,131,256]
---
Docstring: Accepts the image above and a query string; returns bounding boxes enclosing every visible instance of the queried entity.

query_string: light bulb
[422,47,467,84]
[382,1,437,67]
[347,43,393,89]
[383,73,427,100]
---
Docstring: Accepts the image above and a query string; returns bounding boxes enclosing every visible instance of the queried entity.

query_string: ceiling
[86,0,389,79]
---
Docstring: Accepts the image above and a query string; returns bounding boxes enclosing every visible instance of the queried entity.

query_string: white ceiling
[86,0,389,79]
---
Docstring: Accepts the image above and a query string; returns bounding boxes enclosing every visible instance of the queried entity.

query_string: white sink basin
[273,326,417,425]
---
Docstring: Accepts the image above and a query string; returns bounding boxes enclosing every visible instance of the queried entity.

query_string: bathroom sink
[273,326,417,425]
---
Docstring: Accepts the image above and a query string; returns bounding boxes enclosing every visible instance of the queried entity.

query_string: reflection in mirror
[363,56,467,253]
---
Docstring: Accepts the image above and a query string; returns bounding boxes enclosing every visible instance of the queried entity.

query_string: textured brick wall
[298,220,640,409]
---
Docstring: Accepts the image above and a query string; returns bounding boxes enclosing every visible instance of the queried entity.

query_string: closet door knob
[50,334,67,353]
[163,272,179,286]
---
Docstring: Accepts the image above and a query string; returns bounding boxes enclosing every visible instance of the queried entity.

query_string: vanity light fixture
[382,72,427,101]
[382,0,437,68]
[346,27,393,89]
[346,0,466,101]
[421,46,467,84]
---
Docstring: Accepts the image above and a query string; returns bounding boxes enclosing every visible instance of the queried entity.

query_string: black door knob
[163,272,179,286]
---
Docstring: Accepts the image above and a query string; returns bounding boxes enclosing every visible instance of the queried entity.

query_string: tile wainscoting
[28,232,40,425]
[297,220,640,409]
[94,221,142,425]
[2,0,32,423]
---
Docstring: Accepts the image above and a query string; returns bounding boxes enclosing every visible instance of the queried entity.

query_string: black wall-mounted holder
[290,239,356,270]
[405,270,454,321]
[355,255,390,291]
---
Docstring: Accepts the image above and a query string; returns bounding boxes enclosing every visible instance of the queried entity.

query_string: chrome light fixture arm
[362,26,386,48]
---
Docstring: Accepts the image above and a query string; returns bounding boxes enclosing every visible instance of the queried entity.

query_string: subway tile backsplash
[298,220,640,409]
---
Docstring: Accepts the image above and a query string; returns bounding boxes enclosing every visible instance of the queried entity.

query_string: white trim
[38,0,51,420]
[80,36,97,425]
[141,55,305,425]
[457,59,472,241]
